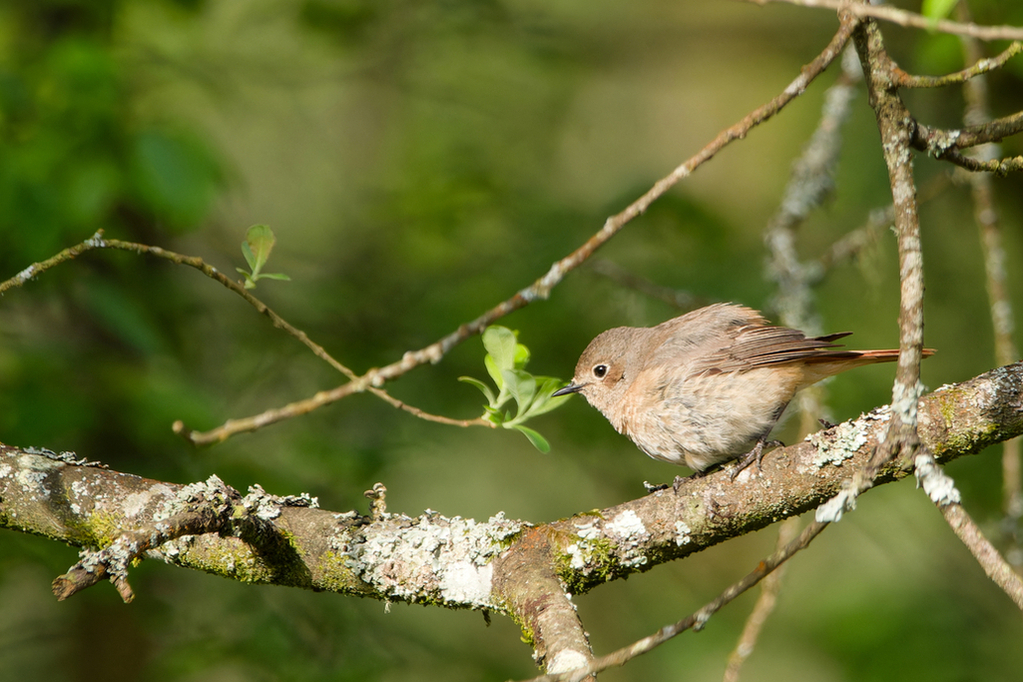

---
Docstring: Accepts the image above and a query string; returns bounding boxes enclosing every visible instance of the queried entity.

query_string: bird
[553,303,933,477]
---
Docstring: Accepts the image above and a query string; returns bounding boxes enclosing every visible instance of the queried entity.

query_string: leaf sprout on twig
[237,224,291,289]
[459,326,571,452]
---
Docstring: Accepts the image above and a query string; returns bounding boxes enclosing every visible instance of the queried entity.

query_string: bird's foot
[729,439,784,480]
[644,475,692,494]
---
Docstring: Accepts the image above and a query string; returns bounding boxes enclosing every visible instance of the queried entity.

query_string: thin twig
[722,517,801,682]
[0,232,359,379]
[915,451,1023,610]
[0,233,480,432]
[936,150,1023,175]
[894,41,1023,89]
[817,17,928,521]
[751,0,1023,41]
[913,111,1023,156]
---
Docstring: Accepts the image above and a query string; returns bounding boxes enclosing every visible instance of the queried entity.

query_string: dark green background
[2,1,1022,680]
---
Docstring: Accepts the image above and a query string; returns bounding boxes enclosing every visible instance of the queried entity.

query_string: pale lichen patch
[674,521,692,546]
[808,408,889,468]
[335,510,523,608]
[547,649,589,675]
[606,510,649,568]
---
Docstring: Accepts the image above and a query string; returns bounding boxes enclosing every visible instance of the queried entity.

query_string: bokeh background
[2,1,1023,681]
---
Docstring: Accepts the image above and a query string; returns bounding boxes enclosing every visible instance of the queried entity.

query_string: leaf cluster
[459,326,571,452]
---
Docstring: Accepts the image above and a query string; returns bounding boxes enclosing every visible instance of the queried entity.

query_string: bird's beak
[552,382,585,397]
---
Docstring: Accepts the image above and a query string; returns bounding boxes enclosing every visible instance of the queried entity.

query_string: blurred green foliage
[2,1,1023,681]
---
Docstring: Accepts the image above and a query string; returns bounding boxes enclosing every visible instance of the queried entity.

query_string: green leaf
[241,241,257,271]
[921,0,958,21]
[512,425,550,453]
[513,342,530,369]
[484,354,504,390]
[236,267,256,289]
[522,377,573,419]
[257,272,292,281]
[482,326,518,373]
[503,369,536,418]
[458,376,496,406]
[245,224,276,273]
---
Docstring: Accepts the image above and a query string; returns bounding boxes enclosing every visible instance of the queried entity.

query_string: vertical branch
[957,1,1023,555]
[492,530,595,681]
[818,15,926,524]
[854,19,925,467]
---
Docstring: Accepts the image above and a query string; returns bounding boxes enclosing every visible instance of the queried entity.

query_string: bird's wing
[704,326,856,373]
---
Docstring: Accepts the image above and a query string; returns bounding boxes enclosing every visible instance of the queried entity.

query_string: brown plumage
[554,303,933,475]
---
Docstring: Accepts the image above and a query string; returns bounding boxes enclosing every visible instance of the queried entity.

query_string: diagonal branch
[172,15,860,446]
[914,451,1023,610]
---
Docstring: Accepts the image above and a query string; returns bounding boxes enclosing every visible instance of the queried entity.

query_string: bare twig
[914,111,1023,157]
[751,0,1023,41]
[915,451,1023,609]
[0,232,485,433]
[722,517,801,682]
[893,41,1023,89]
[0,232,360,379]
[935,151,1023,175]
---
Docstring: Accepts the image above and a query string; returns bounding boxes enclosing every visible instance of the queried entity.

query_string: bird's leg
[818,417,836,429]
[730,401,791,480]
[729,436,784,480]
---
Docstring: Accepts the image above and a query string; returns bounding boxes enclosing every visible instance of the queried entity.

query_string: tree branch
[752,0,1023,41]
[913,451,1023,610]
[158,14,859,446]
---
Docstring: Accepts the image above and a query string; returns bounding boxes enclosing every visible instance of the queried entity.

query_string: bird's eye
[592,364,608,379]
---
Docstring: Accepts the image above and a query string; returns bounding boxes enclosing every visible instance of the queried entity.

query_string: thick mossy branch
[1,363,1020,607]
